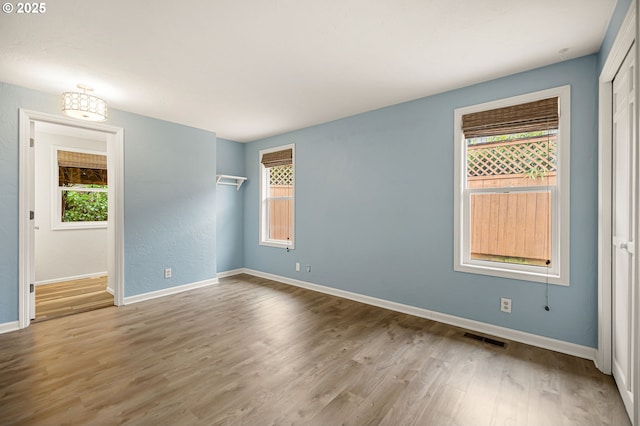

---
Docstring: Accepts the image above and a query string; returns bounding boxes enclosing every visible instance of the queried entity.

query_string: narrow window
[454,87,570,285]
[260,145,294,248]
[54,148,108,229]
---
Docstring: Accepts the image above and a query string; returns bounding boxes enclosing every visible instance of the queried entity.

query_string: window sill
[260,240,294,250]
[53,222,108,231]
[454,262,568,286]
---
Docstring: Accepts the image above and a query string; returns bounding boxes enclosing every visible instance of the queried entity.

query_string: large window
[454,86,570,285]
[54,148,108,230]
[260,144,294,248]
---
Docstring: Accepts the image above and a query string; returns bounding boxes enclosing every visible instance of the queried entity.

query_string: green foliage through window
[62,185,108,222]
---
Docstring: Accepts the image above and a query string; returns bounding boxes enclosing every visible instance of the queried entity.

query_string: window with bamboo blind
[54,148,108,229]
[259,145,294,248]
[453,86,570,286]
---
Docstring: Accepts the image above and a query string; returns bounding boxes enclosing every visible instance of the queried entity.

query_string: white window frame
[453,86,570,285]
[259,144,295,249]
[52,146,108,230]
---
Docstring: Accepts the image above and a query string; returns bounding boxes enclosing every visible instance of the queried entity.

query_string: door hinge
[30,138,34,148]
[30,284,34,293]
[30,211,34,220]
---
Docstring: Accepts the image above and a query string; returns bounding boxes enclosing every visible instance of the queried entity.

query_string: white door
[612,44,636,420]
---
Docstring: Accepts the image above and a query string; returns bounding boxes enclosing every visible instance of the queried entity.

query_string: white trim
[243,269,595,361]
[453,86,571,286]
[35,271,108,286]
[216,268,246,278]
[105,286,114,296]
[19,109,125,329]
[0,321,20,335]
[259,144,295,250]
[596,0,636,376]
[123,278,218,305]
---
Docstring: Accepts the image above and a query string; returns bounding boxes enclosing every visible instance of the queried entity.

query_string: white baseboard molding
[123,278,219,305]
[0,321,20,335]
[36,271,108,286]
[105,287,114,295]
[217,268,246,279]
[244,268,596,361]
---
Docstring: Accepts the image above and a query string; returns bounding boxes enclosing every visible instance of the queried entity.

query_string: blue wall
[0,82,217,322]
[598,0,633,74]
[216,138,245,272]
[243,55,599,347]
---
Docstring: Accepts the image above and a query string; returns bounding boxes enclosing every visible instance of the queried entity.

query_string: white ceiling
[0,0,617,142]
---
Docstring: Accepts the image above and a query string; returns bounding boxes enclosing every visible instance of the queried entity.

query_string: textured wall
[216,138,246,273]
[243,55,600,347]
[0,82,217,322]
[597,0,633,74]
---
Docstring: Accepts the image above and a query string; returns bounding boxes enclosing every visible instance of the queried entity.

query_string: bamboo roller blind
[58,150,107,169]
[261,148,292,168]
[462,97,558,138]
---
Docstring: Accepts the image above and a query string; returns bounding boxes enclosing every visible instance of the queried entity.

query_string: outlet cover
[500,297,512,313]
[164,268,172,279]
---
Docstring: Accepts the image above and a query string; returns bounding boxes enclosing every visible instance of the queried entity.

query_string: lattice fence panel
[467,137,557,177]
[269,165,293,186]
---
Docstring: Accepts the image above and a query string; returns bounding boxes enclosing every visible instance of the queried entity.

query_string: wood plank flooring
[35,276,114,322]
[0,273,630,425]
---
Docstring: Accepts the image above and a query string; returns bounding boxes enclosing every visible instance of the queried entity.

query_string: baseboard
[105,287,114,295]
[123,278,219,305]
[0,321,20,335]
[217,268,247,279]
[36,271,108,286]
[244,269,596,361]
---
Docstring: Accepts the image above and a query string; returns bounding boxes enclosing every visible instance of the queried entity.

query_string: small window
[53,148,108,230]
[454,86,570,285]
[260,145,294,248]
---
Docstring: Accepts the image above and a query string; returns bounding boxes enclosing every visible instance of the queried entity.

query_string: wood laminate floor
[34,276,114,322]
[0,274,630,425]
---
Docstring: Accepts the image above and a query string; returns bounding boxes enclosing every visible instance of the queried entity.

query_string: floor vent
[463,332,507,348]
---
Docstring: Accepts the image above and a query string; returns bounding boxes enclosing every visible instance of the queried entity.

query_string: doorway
[32,122,113,321]
[18,109,124,328]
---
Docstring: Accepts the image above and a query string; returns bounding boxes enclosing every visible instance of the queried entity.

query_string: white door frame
[18,109,125,328]
[597,2,638,424]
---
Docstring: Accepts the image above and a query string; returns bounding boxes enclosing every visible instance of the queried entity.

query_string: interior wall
[34,131,107,283]
[597,0,633,74]
[244,54,599,348]
[0,82,217,324]
[216,138,245,273]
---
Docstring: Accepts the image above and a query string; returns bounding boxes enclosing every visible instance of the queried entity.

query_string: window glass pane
[268,198,292,241]
[470,191,550,267]
[61,186,108,222]
[267,164,293,241]
[466,131,555,268]
[466,131,557,189]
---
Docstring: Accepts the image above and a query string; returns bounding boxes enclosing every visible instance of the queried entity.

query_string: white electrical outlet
[296,262,300,272]
[500,297,512,313]
[164,268,172,279]
[306,265,311,273]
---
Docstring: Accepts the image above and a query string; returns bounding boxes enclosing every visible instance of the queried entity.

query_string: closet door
[612,44,636,421]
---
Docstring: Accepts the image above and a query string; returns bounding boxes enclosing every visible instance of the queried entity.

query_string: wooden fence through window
[467,135,556,265]
[269,185,292,241]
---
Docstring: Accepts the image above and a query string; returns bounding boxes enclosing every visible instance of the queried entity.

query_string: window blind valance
[462,97,558,138]
[261,148,292,168]
[58,150,107,170]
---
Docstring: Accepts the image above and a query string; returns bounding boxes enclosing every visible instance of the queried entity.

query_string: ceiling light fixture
[62,84,108,121]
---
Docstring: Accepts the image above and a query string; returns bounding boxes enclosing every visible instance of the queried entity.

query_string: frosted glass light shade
[62,91,108,121]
